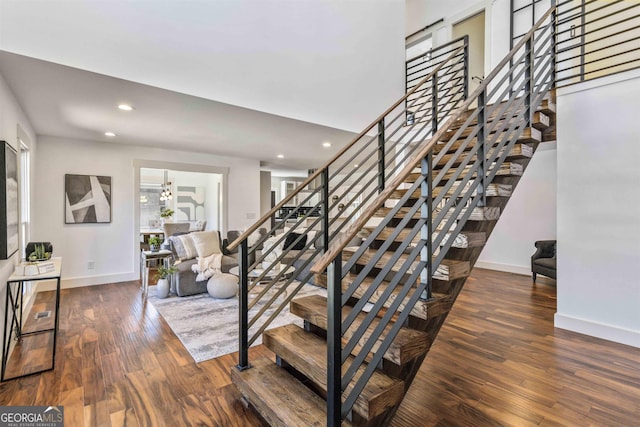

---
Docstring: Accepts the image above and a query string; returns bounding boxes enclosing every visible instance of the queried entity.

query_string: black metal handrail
[230,40,469,372]
[313,6,556,422]
[555,0,640,85]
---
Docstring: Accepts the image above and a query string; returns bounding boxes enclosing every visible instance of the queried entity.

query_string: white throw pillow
[190,231,221,257]
[169,234,197,261]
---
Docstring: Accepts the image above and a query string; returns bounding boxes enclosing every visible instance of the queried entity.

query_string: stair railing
[311,6,556,423]
[555,0,640,86]
[228,40,469,371]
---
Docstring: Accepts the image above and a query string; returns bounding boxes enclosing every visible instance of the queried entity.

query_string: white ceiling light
[104,131,116,137]
[277,154,284,158]
[322,141,332,147]
[118,104,134,111]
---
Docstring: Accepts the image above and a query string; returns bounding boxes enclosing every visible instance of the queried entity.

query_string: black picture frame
[64,174,112,224]
[1,141,19,260]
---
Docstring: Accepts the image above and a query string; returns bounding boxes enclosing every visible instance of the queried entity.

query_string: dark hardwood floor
[1,268,638,426]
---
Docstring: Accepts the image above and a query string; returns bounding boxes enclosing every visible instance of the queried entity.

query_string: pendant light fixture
[159,171,173,201]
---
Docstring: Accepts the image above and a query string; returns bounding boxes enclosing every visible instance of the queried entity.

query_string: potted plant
[148,236,162,252]
[160,208,175,222]
[155,264,177,299]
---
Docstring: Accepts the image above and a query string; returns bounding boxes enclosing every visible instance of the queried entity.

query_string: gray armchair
[531,240,556,282]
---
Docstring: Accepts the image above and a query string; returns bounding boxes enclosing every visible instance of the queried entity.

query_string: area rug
[147,283,326,363]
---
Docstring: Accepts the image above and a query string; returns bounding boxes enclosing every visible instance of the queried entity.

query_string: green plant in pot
[28,243,51,262]
[160,208,174,220]
[148,236,162,252]
[154,264,177,299]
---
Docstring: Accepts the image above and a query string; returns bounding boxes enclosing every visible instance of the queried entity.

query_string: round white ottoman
[207,273,238,299]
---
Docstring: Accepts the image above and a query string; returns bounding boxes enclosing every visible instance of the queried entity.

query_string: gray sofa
[168,230,237,296]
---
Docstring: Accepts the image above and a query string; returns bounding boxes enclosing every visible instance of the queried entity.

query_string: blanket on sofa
[191,252,222,282]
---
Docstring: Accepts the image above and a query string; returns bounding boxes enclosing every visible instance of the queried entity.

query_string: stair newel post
[377,119,386,193]
[463,35,469,100]
[525,36,533,127]
[321,168,330,254]
[478,88,487,207]
[327,251,343,426]
[237,238,250,371]
[420,154,433,300]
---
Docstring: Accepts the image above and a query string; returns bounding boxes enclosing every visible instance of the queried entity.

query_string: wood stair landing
[263,324,405,421]
[232,357,353,427]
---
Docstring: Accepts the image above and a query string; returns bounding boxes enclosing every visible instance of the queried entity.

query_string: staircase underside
[233,91,556,426]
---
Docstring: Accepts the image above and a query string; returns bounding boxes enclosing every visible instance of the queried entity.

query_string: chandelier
[160,181,173,201]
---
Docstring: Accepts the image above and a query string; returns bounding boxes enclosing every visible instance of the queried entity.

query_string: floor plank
[0,271,637,426]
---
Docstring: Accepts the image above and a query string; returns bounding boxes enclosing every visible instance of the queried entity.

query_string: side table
[140,249,173,297]
[2,257,63,381]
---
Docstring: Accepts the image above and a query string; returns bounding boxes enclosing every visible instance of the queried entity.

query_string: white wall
[0,0,406,133]
[477,143,557,274]
[33,136,260,288]
[555,69,640,348]
[0,72,38,360]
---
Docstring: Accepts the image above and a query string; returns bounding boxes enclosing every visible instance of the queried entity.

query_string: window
[19,140,30,254]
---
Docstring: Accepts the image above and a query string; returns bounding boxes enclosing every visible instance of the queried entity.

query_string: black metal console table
[2,257,62,381]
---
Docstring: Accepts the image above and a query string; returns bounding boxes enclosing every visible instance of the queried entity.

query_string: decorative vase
[150,244,160,252]
[156,278,170,298]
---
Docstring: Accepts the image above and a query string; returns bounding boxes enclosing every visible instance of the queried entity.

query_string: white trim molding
[555,313,640,349]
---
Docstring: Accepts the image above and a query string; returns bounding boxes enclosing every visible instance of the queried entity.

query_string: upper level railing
[228,39,469,371]
[555,0,640,85]
[312,6,556,423]
[406,36,469,124]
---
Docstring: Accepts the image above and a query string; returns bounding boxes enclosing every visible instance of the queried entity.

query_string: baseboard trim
[63,272,138,288]
[554,313,640,349]
[474,260,531,276]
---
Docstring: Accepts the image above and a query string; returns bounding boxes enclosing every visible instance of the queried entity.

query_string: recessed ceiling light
[322,142,332,148]
[118,104,134,111]
[277,154,284,159]
[354,164,359,167]
[104,132,116,137]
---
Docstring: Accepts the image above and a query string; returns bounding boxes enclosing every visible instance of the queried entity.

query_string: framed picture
[1,141,19,259]
[65,174,112,224]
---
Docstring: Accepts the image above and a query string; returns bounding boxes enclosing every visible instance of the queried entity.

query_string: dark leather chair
[531,240,556,282]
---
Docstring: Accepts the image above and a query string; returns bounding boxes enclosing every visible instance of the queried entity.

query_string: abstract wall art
[1,141,18,259]
[65,174,112,224]
[176,185,205,220]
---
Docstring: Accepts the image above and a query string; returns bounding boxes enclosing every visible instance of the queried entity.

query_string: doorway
[453,11,485,96]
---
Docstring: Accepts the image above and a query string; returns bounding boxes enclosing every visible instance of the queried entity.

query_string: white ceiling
[0,50,358,172]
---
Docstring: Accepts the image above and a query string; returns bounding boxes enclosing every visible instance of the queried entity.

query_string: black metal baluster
[322,168,330,253]
[237,239,250,370]
[378,119,386,193]
[478,89,487,207]
[327,252,342,426]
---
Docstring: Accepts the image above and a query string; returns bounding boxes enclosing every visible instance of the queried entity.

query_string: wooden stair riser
[431,143,533,170]
[343,248,470,282]
[362,226,486,249]
[430,127,540,157]
[290,295,430,367]
[441,114,546,142]
[262,324,405,420]
[375,206,501,223]
[405,162,523,186]
[390,181,513,201]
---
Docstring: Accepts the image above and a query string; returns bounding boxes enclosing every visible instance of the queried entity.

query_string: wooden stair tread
[405,162,523,185]
[343,247,470,281]
[231,357,352,427]
[429,127,540,155]
[442,115,546,140]
[344,275,450,321]
[263,324,405,420]
[291,295,429,366]
[432,144,533,169]
[390,182,512,200]
[375,206,500,222]
[362,226,486,249]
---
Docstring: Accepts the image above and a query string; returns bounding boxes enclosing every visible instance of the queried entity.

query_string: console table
[140,249,173,297]
[2,257,62,381]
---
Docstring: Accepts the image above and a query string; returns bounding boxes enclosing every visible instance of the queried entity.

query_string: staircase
[228,6,557,427]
